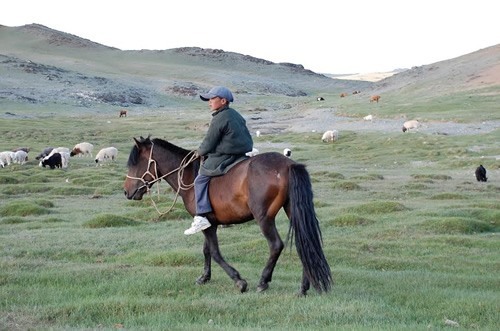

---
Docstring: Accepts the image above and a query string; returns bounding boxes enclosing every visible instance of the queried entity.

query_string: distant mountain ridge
[0,23,498,110]
[20,23,117,49]
[0,24,373,109]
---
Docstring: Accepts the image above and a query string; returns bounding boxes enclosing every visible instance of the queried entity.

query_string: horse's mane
[127,136,191,167]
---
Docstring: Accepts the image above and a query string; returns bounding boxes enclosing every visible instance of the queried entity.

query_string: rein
[126,141,198,217]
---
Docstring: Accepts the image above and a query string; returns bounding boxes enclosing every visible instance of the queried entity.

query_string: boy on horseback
[184,86,254,235]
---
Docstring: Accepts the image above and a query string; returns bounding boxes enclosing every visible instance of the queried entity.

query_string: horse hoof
[296,291,307,297]
[196,275,210,285]
[236,280,248,293]
[256,283,269,292]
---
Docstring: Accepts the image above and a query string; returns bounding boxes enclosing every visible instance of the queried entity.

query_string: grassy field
[0,101,499,330]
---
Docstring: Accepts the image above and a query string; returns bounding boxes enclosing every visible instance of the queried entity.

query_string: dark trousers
[194,174,212,215]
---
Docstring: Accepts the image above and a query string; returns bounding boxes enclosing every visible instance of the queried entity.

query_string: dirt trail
[250,108,500,136]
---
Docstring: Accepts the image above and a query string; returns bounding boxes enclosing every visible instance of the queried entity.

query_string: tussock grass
[83,214,141,228]
[345,201,408,214]
[144,251,200,267]
[311,171,345,180]
[422,217,495,234]
[0,176,19,184]
[0,217,27,224]
[328,214,374,227]
[411,174,453,180]
[351,173,384,180]
[430,193,467,200]
[0,200,53,217]
[332,181,362,190]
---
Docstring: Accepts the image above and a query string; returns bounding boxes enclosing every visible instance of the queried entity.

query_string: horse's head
[123,136,157,200]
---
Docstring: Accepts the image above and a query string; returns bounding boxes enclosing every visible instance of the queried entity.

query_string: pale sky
[2,0,499,74]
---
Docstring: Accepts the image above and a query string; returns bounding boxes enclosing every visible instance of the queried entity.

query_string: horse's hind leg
[257,218,284,292]
[298,270,311,297]
[203,226,248,293]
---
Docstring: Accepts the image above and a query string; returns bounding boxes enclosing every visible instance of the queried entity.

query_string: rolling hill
[0,24,370,110]
[0,23,498,125]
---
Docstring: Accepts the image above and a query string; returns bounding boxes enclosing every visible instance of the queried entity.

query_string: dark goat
[41,152,62,169]
[35,147,54,160]
[475,165,487,182]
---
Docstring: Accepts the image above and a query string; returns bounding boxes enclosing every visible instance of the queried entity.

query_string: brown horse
[370,95,381,103]
[119,110,127,117]
[123,136,332,296]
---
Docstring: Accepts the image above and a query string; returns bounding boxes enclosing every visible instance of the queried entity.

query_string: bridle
[126,141,198,217]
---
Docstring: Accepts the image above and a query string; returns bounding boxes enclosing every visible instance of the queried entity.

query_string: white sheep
[70,142,94,157]
[363,114,373,121]
[402,120,419,132]
[255,130,261,137]
[0,151,14,166]
[12,150,28,164]
[95,147,118,165]
[245,148,259,157]
[321,130,339,143]
[283,148,292,158]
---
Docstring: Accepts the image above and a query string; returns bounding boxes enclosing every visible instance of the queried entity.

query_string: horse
[119,110,127,117]
[123,136,332,296]
[370,95,381,103]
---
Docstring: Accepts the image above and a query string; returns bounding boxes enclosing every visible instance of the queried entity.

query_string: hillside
[371,44,500,95]
[1,23,498,129]
[0,24,371,110]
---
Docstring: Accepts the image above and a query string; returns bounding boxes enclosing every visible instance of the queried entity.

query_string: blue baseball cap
[200,86,234,102]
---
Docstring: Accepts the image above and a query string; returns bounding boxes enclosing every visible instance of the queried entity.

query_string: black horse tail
[288,163,333,293]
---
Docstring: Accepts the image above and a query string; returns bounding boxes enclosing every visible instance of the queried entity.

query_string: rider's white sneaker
[184,215,211,235]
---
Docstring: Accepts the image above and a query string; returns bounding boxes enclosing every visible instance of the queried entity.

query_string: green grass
[0,102,499,330]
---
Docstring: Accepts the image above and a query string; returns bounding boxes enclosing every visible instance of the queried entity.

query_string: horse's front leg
[203,226,248,293]
[196,236,211,285]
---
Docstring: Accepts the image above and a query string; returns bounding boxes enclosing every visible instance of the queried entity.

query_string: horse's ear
[133,137,141,147]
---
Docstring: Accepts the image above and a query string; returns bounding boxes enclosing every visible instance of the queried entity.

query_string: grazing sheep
[70,142,94,157]
[45,148,70,168]
[245,148,259,157]
[402,120,419,132]
[256,130,261,137]
[41,152,62,169]
[363,114,373,121]
[12,147,30,153]
[0,151,14,166]
[475,165,487,182]
[95,147,118,165]
[317,97,325,101]
[321,130,339,143]
[12,150,28,164]
[283,148,292,158]
[35,147,54,160]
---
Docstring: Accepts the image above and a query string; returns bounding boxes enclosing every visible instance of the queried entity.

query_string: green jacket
[198,106,253,176]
